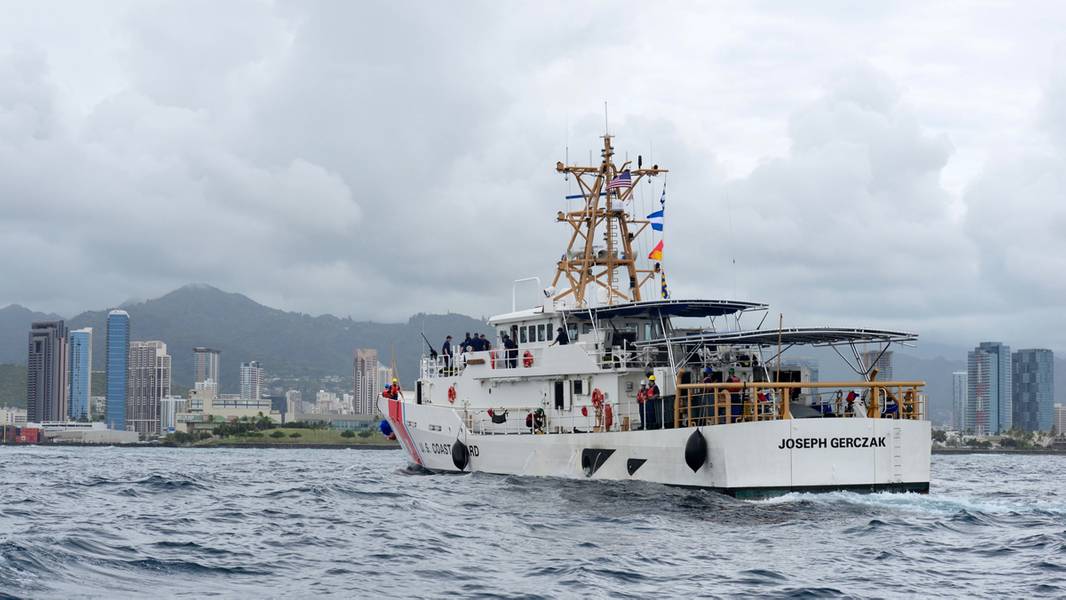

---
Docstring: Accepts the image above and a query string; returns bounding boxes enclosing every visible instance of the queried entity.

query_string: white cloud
[0,1,1064,352]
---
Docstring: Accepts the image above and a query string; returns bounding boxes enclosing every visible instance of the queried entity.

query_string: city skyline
[9,300,1062,437]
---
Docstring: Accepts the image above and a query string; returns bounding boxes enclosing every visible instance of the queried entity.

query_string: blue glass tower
[68,328,93,420]
[105,310,130,430]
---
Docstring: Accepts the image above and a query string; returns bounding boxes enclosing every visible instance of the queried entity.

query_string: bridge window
[520,327,527,343]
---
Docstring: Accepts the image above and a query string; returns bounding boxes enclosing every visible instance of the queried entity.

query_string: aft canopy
[633,327,918,348]
[564,299,768,320]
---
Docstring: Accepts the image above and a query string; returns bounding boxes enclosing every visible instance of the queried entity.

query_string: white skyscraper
[353,349,380,415]
[240,361,263,401]
[952,371,967,431]
[127,341,171,438]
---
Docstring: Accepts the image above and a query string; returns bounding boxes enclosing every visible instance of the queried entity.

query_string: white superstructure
[379,135,931,498]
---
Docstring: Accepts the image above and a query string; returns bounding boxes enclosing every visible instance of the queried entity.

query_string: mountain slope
[62,285,488,392]
[0,305,63,364]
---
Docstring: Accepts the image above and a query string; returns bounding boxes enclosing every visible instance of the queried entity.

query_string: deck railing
[674,381,926,427]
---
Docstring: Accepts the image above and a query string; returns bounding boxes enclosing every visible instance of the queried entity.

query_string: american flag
[606,170,632,190]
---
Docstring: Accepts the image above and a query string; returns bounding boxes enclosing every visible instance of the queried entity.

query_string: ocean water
[0,447,1063,599]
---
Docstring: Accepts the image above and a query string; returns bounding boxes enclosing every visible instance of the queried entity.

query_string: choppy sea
[0,447,1063,598]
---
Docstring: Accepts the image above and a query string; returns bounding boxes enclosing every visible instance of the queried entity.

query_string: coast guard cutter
[380,135,931,498]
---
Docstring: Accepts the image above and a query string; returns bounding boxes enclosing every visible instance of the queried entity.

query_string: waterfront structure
[0,406,27,427]
[240,361,263,401]
[68,328,93,421]
[967,342,1012,435]
[193,347,221,387]
[27,321,69,424]
[176,384,280,434]
[1012,349,1054,432]
[160,396,187,434]
[284,390,302,422]
[105,310,130,431]
[127,341,171,438]
[353,349,380,415]
[38,421,139,444]
[860,350,893,381]
[951,371,967,431]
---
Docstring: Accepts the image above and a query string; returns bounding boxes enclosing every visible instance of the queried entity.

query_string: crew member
[504,333,518,368]
[441,335,454,371]
[550,326,570,346]
[461,332,474,353]
[646,375,660,429]
[637,380,649,429]
[726,368,742,423]
[385,378,403,400]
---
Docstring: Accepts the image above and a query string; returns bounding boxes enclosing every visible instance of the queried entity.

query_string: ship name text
[778,436,887,450]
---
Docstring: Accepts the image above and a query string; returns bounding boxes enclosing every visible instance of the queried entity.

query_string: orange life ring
[522,350,534,368]
[447,385,457,403]
[604,403,614,430]
[591,388,605,408]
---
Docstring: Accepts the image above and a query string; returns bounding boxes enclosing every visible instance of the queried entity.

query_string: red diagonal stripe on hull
[388,398,422,465]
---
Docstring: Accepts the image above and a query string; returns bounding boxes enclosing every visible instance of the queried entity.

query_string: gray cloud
[0,1,1064,353]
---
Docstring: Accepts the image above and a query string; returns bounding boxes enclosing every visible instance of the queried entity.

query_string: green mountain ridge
[2,284,489,395]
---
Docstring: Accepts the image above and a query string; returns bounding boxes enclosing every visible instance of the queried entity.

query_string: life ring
[523,350,534,368]
[591,388,605,408]
[604,404,614,430]
[447,385,457,403]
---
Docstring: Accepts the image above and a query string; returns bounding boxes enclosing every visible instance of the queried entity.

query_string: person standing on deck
[550,326,570,346]
[727,368,742,423]
[637,380,649,429]
[441,335,454,372]
[503,333,518,368]
[646,375,661,429]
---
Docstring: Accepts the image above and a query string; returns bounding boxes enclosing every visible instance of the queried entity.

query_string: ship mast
[552,135,668,306]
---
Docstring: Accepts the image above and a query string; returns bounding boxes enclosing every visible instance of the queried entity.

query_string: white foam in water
[749,490,1066,516]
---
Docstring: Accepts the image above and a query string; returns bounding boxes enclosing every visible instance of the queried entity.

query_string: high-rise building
[68,327,93,421]
[159,396,187,434]
[27,321,69,423]
[1012,349,1054,432]
[193,347,221,387]
[240,361,263,401]
[284,390,302,423]
[861,350,894,382]
[967,342,1012,435]
[105,310,130,430]
[1055,404,1066,436]
[951,371,967,431]
[127,341,171,438]
[353,349,380,415]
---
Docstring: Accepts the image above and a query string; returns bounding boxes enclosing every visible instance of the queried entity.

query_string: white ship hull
[380,397,931,498]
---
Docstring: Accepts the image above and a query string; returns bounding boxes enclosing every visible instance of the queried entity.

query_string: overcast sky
[2,1,1065,352]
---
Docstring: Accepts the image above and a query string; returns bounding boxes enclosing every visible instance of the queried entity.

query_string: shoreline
[7,442,400,450]
[933,447,1066,456]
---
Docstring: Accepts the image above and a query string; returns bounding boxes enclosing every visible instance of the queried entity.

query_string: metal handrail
[675,380,926,426]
